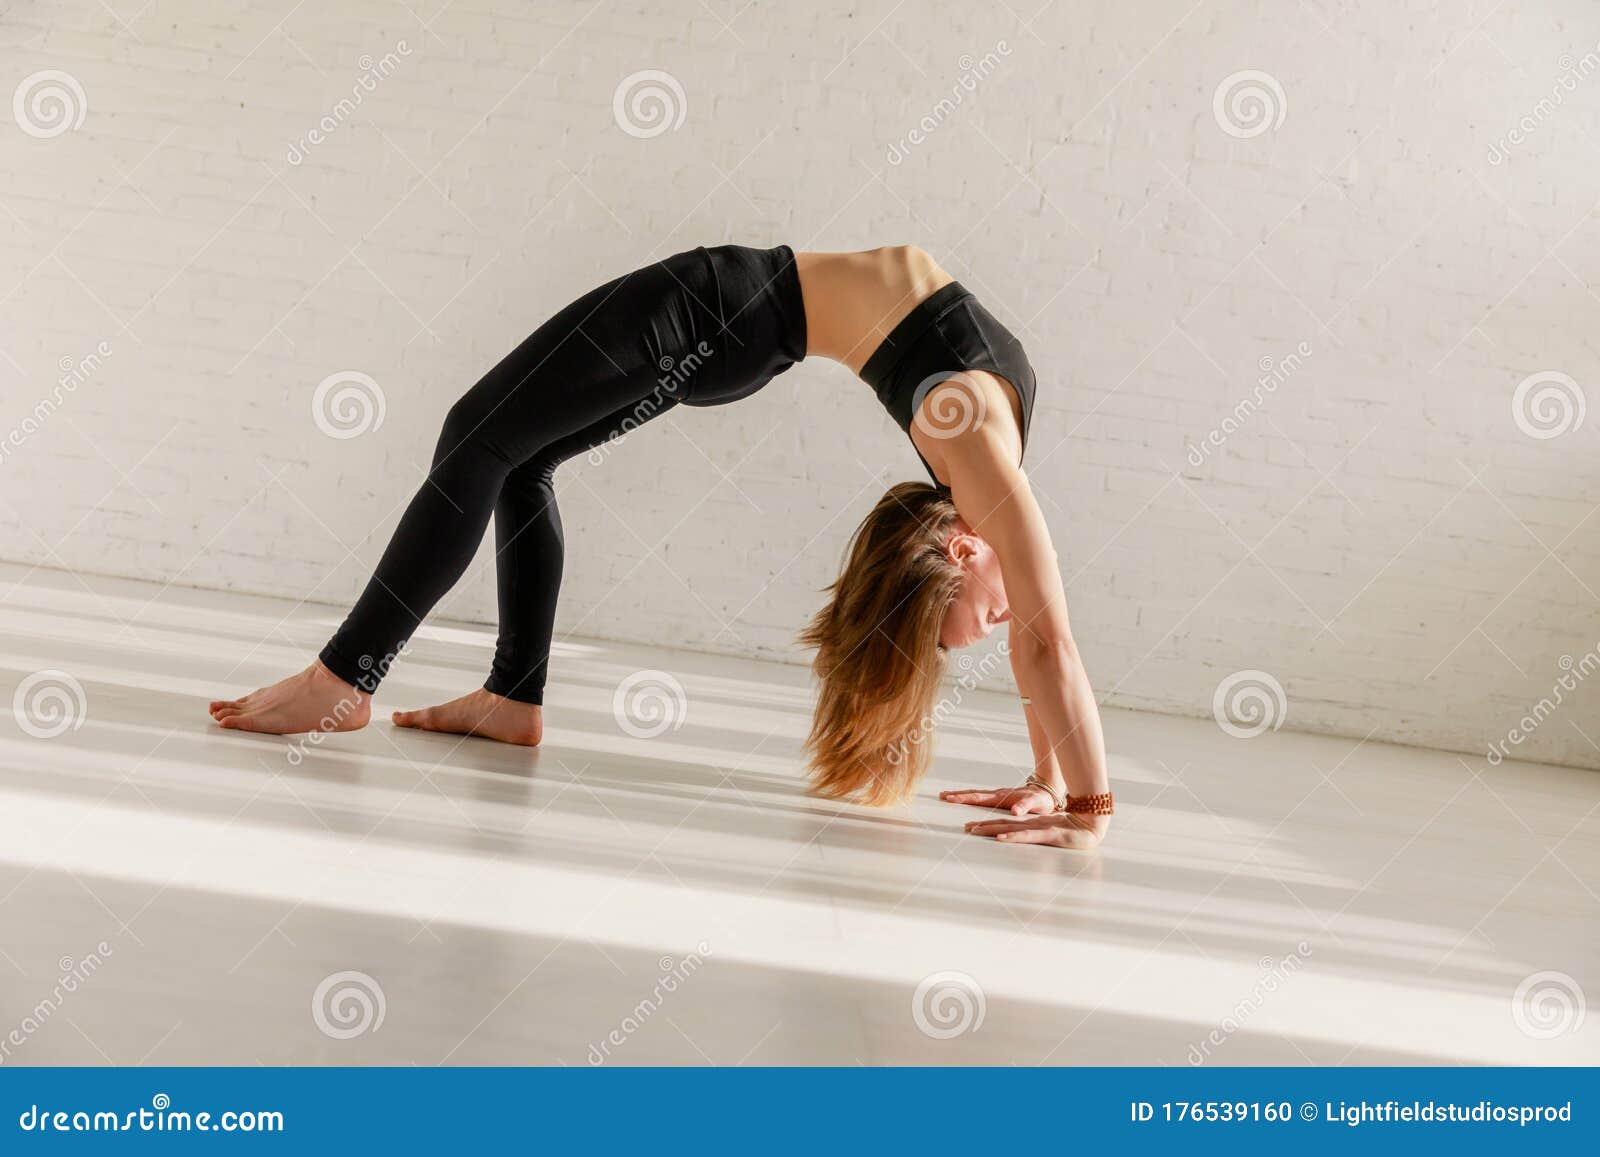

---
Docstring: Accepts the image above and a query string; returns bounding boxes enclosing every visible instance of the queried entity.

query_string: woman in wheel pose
[209,244,1112,849]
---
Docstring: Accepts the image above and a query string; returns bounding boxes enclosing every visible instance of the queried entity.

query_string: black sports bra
[858,281,1036,489]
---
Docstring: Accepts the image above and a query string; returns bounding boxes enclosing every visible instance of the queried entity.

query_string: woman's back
[794,245,954,372]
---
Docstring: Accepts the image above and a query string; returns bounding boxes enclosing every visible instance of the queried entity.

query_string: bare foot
[208,661,370,735]
[392,688,542,746]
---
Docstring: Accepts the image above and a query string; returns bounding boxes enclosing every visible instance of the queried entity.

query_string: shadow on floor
[0,865,1464,1067]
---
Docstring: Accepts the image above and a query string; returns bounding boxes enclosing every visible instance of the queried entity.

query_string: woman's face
[939,523,1010,649]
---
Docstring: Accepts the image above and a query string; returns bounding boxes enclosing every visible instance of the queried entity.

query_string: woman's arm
[1020,676,1066,793]
[937,394,1112,847]
[936,660,1068,818]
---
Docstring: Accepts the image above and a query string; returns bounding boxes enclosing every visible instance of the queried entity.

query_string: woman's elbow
[1009,631,1082,671]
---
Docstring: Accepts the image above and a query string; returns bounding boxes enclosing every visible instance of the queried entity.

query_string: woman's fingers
[964,814,1076,847]
[967,815,1052,833]
[994,827,1064,845]
[940,789,1003,807]
[966,818,1031,834]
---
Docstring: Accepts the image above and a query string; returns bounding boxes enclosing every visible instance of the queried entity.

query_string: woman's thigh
[447,253,712,466]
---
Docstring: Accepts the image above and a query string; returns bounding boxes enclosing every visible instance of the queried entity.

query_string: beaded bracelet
[1021,696,1114,815]
[1065,791,1115,816]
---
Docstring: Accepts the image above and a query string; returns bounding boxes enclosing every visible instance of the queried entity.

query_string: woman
[208,244,1112,849]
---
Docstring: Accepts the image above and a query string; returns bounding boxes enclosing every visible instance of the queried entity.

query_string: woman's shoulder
[911,371,1026,482]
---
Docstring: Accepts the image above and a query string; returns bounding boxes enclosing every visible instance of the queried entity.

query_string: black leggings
[319,244,806,703]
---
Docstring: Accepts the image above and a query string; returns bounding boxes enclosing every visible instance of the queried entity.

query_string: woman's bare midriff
[793,246,955,373]
[793,245,1024,484]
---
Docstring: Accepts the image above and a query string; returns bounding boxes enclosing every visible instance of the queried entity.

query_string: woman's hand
[964,812,1106,850]
[938,784,1057,817]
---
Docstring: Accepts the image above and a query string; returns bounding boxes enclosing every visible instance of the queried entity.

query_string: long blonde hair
[799,482,962,806]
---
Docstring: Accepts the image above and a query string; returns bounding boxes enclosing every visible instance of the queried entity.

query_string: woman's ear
[944,528,979,565]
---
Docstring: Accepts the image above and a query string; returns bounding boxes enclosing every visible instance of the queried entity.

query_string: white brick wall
[3,0,1598,770]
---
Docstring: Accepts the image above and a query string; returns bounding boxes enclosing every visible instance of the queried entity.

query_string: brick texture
[2,0,1597,770]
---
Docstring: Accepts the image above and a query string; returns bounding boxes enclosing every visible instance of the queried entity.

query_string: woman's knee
[436,396,501,462]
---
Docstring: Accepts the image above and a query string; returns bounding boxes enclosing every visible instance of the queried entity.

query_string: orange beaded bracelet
[1064,791,1115,815]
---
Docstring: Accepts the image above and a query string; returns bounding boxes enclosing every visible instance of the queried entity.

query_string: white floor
[0,562,1596,1067]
